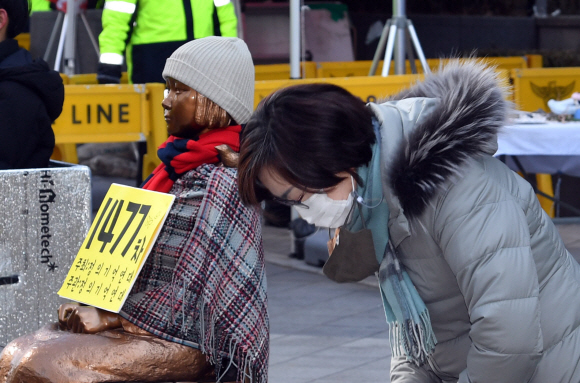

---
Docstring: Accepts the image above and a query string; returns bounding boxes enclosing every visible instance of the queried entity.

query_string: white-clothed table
[496,122,580,176]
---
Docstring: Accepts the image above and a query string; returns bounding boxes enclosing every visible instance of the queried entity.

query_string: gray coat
[370,62,580,383]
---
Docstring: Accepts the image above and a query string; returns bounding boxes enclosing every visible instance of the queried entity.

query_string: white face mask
[295,177,355,228]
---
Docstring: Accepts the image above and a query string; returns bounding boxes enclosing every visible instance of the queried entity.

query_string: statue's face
[162,77,232,139]
[162,78,206,139]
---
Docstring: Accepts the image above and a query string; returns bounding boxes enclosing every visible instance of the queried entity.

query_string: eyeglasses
[271,190,309,209]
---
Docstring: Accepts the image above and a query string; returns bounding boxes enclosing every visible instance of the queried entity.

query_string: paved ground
[90,176,580,381]
[262,222,580,383]
[262,227,390,382]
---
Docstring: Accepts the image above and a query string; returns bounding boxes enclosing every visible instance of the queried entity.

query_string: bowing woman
[237,61,580,383]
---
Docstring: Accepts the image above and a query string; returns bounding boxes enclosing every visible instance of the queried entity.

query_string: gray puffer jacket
[370,62,580,383]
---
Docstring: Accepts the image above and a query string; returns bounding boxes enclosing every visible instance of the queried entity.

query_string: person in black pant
[0,0,64,170]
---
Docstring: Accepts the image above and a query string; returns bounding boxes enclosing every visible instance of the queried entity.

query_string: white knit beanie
[162,37,255,124]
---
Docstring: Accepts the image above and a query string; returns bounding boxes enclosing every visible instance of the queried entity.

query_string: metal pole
[289,0,301,79]
[369,20,390,76]
[407,21,430,74]
[393,0,406,75]
[63,0,77,75]
[372,0,429,77]
[80,13,100,56]
[54,13,68,72]
[381,23,397,77]
[44,11,64,63]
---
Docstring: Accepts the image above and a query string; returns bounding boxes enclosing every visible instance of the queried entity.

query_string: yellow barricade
[536,174,555,218]
[254,69,513,110]
[255,62,317,81]
[254,74,422,109]
[314,57,529,78]
[61,56,532,85]
[67,64,316,84]
[143,83,167,176]
[317,60,384,78]
[481,56,528,71]
[511,67,580,112]
[51,83,167,176]
[525,54,543,68]
[15,33,30,50]
[315,59,434,78]
[68,72,130,85]
[495,69,513,100]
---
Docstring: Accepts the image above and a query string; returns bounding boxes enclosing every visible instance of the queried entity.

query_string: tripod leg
[369,20,391,76]
[407,21,430,74]
[44,12,64,64]
[381,23,398,77]
[405,29,417,74]
[80,13,100,57]
[54,13,69,72]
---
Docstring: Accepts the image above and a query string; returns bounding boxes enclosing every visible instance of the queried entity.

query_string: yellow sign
[58,184,175,312]
[512,67,580,112]
[254,74,422,109]
[52,85,149,144]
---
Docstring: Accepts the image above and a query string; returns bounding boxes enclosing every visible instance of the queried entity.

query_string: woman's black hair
[238,83,376,206]
[0,0,30,39]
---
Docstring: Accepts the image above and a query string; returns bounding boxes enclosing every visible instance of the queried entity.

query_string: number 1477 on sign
[85,197,151,259]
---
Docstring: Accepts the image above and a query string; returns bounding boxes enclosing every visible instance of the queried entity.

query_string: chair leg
[536,174,554,218]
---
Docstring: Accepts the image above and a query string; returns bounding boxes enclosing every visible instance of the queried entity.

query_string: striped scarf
[349,119,436,366]
[142,125,242,193]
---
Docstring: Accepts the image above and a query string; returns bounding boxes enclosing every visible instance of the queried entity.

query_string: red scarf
[142,125,241,193]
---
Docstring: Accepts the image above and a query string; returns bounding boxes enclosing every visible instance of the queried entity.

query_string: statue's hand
[215,144,239,168]
[58,302,80,329]
[57,303,122,334]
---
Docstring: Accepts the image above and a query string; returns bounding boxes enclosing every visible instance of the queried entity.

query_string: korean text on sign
[58,184,175,312]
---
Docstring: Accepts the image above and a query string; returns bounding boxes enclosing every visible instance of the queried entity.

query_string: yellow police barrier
[54,76,423,175]
[255,62,317,81]
[62,56,528,85]
[495,69,513,100]
[315,59,431,78]
[52,74,555,217]
[511,67,580,112]
[66,64,316,84]
[254,69,511,109]
[143,83,167,176]
[254,74,423,109]
[51,83,167,176]
[482,56,529,72]
[52,75,72,163]
[15,33,30,50]
[314,57,529,78]
[525,54,543,68]
[254,74,557,217]
[536,174,555,218]
[67,72,130,85]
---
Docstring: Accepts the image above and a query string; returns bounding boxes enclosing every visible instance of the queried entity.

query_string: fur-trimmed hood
[368,61,510,221]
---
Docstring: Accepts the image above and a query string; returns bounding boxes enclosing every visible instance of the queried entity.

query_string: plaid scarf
[121,164,269,382]
[348,119,436,366]
[142,125,242,193]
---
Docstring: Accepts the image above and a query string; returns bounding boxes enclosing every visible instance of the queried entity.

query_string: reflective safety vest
[30,0,51,12]
[99,0,238,82]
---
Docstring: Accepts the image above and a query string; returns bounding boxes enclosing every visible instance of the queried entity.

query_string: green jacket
[30,0,51,12]
[99,0,238,82]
